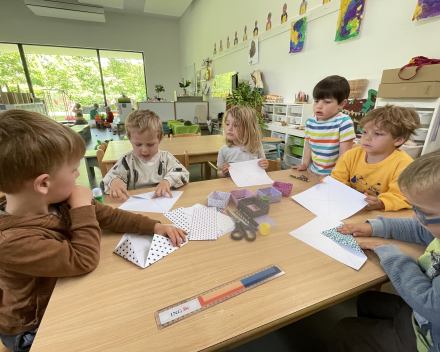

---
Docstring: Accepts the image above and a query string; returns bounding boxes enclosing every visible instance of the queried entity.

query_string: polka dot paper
[189,206,218,241]
[322,224,364,254]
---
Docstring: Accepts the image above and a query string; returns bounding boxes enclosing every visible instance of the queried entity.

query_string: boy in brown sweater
[0,110,187,352]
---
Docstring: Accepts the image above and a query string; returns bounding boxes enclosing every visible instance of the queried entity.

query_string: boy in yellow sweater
[330,105,420,211]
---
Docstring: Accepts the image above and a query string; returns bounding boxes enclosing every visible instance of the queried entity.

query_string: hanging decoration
[281,3,288,23]
[300,0,308,15]
[335,0,365,42]
[253,20,259,36]
[234,31,238,45]
[220,40,223,52]
[248,38,259,65]
[213,43,217,55]
[289,17,307,53]
[266,12,272,30]
[212,71,237,98]
[227,36,230,49]
[243,25,248,41]
[413,0,440,21]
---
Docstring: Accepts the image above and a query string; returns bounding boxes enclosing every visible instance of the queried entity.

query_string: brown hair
[360,105,420,146]
[125,109,163,140]
[0,110,86,193]
[398,149,440,194]
[223,106,262,153]
[75,111,83,118]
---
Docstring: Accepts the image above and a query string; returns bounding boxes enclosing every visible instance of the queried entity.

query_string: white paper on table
[291,177,367,220]
[118,191,183,213]
[114,233,187,268]
[228,159,274,187]
[290,216,367,270]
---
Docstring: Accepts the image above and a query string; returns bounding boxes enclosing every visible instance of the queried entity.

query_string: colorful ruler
[154,264,284,330]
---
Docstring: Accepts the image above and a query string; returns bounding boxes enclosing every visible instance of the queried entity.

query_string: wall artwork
[244,25,248,41]
[281,3,288,23]
[335,0,365,42]
[227,36,230,49]
[254,20,259,36]
[413,0,440,21]
[290,17,307,53]
[234,31,238,45]
[220,40,223,52]
[213,43,217,55]
[300,0,308,15]
[267,12,272,30]
[323,0,332,3]
[248,38,259,65]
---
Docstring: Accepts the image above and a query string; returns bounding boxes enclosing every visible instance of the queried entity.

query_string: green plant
[155,84,165,97]
[226,82,267,132]
[179,78,191,88]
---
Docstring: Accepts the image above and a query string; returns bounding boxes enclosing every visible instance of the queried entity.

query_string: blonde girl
[216,106,268,178]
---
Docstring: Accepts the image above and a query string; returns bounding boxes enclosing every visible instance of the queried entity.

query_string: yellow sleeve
[378,159,412,211]
[330,151,351,187]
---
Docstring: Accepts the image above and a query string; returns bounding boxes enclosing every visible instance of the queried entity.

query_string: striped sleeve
[339,117,356,142]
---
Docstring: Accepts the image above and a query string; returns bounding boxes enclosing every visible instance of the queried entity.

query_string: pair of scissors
[226,209,257,242]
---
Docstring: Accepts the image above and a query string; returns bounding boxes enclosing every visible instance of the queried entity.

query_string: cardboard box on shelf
[381,65,440,84]
[377,82,440,99]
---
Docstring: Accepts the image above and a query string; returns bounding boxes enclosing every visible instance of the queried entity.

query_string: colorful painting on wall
[335,0,365,42]
[266,12,272,30]
[234,31,238,45]
[253,21,259,36]
[289,17,307,53]
[281,3,288,23]
[248,38,259,65]
[300,0,308,15]
[413,0,440,21]
[323,0,332,3]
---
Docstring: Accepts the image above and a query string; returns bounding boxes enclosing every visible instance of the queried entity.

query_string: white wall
[0,0,181,102]
[180,0,440,117]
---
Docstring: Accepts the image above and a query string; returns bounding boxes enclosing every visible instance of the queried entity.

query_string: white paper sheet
[228,159,274,187]
[291,177,367,220]
[290,216,367,270]
[118,191,183,213]
[114,233,187,269]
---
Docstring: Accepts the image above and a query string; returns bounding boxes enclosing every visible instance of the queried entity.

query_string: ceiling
[77,0,193,18]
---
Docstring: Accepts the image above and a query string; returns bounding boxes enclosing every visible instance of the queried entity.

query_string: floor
[77,125,359,352]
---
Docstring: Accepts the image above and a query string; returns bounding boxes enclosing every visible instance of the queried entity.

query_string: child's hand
[258,159,269,169]
[338,223,373,237]
[154,223,187,247]
[316,176,327,184]
[292,164,308,171]
[359,239,386,251]
[221,163,231,174]
[153,180,172,199]
[67,185,93,209]
[364,193,385,211]
[110,178,130,201]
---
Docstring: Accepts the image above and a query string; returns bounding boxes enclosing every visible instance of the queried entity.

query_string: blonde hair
[125,109,163,140]
[360,105,420,145]
[0,110,86,194]
[223,106,262,153]
[398,149,440,194]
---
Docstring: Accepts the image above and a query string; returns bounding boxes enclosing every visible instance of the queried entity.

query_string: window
[23,45,104,120]
[0,43,27,93]
[99,50,147,109]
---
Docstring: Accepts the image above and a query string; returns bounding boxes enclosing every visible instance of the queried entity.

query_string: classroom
[1,0,440,351]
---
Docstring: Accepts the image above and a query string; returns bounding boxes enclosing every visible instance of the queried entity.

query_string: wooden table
[102,135,225,179]
[30,170,425,352]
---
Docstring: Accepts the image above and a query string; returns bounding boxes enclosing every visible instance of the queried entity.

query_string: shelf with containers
[375,98,440,158]
[262,103,313,165]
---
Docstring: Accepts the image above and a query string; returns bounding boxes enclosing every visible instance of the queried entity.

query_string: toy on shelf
[295,91,309,104]
[265,95,284,103]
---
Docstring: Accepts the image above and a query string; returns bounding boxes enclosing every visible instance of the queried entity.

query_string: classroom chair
[83,142,107,182]
[96,143,108,178]
[266,158,281,172]
[262,137,282,160]
[174,151,190,171]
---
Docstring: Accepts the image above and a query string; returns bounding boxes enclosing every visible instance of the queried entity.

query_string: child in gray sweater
[101,110,189,200]
[329,149,440,352]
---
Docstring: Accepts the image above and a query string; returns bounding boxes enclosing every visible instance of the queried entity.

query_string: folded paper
[322,225,365,255]
[114,233,187,269]
[118,191,183,213]
[229,159,274,187]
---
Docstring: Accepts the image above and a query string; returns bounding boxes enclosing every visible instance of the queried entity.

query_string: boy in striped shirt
[292,75,355,175]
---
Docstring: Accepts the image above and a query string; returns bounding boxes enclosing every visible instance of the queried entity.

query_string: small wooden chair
[174,151,190,171]
[266,158,281,172]
[83,142,108,182]
[170,133,201,138]
[96,144,108,178]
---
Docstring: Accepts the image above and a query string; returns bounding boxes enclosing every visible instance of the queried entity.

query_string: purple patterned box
[230,189,255,206]
[273,181,293,197]
[207,191,231,209]
[257,187,282,204]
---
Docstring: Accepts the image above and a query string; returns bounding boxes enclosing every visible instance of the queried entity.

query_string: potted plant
[179,78,191,96]
[155,84,165,100]
[226,82,268,132]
